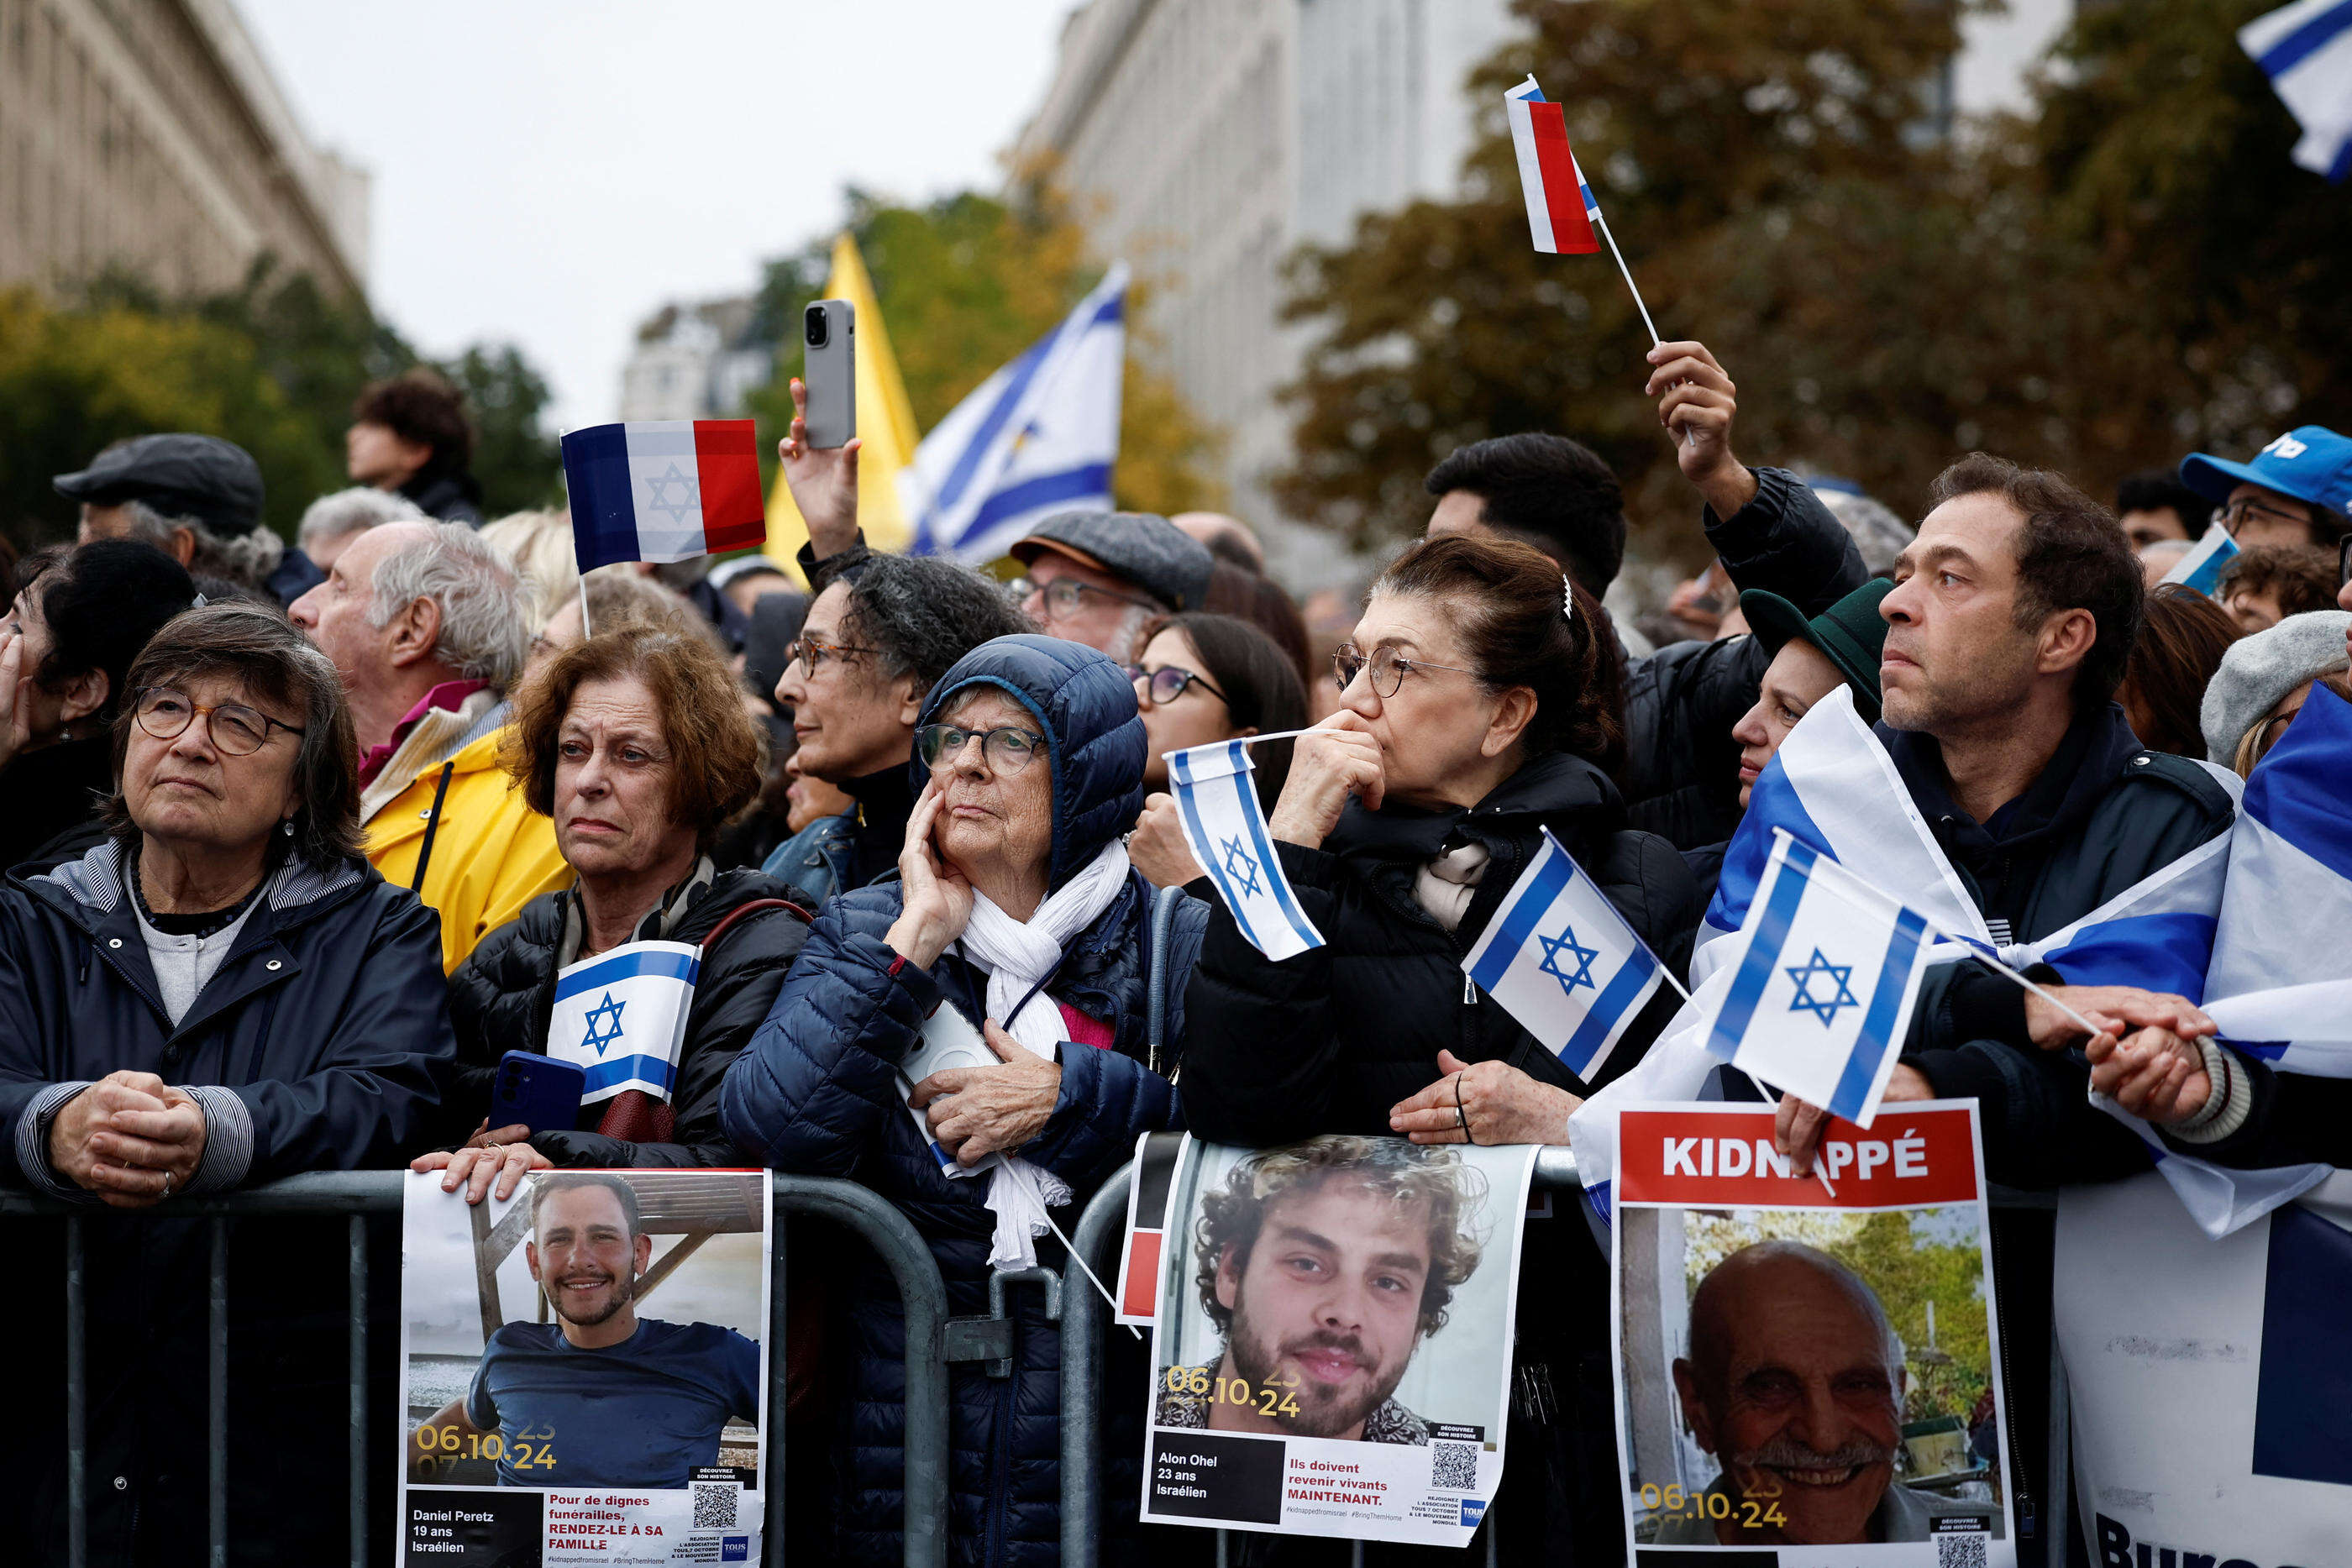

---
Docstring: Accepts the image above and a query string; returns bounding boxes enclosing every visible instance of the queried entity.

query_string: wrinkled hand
[1131,794,1205,889]
[2024,985,2212,1051]
[0,630,33,774]
[1389,1051,1578,1146]
[886,780,974,968]
[1645,341,1751,512]
[2087,1028,2213,1125]
[907,1021,1063,1167]
[412,1124,552,1205]
[1267,715,1383,850]
[50,1071,208,1208]
[778,376,861,557]
[1773,1066,1935,1178]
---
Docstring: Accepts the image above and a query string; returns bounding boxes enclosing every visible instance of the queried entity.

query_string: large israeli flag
[1460,827,1667,1079]
[2208,682,2352,998]
[2242,0,2352,182]
[1165,739,1323,962]
[900,264,1127,563]
[2160,521,2244,596]
[1696,831,1935,1126]
[546,939,699,1104]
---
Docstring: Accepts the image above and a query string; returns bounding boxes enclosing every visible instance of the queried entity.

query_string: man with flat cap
[54,433,284,593]
[1007,510,1215,663]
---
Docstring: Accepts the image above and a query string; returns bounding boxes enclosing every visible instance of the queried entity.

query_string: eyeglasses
[1330,643,1477,700]
[133,688,304,756]
[2213,495,2313,538]
[786,635,878,675]
[1014,577,1162,621]
[915,722,1047,774]
[1126,663,1228,708]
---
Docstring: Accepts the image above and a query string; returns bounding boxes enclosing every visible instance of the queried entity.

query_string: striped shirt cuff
[13,1082,97,1201]
[2168,1036,2254,1145]
[181,1085,255,1194]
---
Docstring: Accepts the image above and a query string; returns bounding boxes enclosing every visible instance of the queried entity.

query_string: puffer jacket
[0,840,454,1567]
[1620,467,1870,850]
[444,864,813,1166]
[720,634,1207,1568]
[1179,749,1698,1568]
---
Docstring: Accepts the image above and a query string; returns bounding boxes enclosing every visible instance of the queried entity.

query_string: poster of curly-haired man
[1139,1134,1538,1547]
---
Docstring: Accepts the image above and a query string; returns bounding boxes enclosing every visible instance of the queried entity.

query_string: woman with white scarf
[721,633,1205,1568]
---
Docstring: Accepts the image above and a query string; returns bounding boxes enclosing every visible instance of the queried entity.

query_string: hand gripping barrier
[0,1170,953,1568]
[1059,1150,2073,1568]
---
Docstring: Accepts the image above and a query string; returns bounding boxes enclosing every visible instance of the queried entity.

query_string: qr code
[1429,1440,1478,1491]
[1935,1530,1987,1568]
[693,1482,739,1529]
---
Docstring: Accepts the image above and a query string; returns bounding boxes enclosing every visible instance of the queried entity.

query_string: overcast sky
[237,0,1077,433]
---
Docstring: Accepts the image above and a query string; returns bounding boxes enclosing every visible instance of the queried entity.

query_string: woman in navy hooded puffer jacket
[721,634,1205,1567]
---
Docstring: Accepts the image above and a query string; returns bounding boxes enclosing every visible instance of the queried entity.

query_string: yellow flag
[764,234,922,578]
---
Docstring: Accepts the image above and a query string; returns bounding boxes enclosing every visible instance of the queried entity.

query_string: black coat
[1179,749,1700,1148]
[1620,467,1869,850]
[0,732,114,874]
[444,867,814,1166]
[0,841,454,1568]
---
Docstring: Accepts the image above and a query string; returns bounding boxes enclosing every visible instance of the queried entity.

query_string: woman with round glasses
[724,633,1204,1567]
[1181,533,1698,1151]
[0,603,452,1563]
[1125,611,1309,888]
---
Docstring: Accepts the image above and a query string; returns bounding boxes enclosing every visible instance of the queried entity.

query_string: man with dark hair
[1424,432,1630,594]
[2114,469,2208,549]
[349,368,484,526]
[409,1172,760,1490]
[1775,453,2238,1189]
[2216,543,2341,633]
[1158,1137,1484,1445]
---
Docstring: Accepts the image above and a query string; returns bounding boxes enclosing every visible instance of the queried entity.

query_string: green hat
[1738,579,1896,724]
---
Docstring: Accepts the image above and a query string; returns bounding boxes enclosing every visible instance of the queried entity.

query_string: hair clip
[191,592,208,609]
[1562,574,1575,623]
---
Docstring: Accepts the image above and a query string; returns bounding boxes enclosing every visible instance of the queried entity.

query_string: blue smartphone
[491,1051,585,1137]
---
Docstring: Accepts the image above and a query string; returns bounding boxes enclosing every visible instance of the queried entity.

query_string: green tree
[744,182,1225,522]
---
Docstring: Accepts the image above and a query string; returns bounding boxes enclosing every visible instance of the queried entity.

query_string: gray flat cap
[1010,510,1215,613]
[53,433,265,536]
[2199,609,2351,763]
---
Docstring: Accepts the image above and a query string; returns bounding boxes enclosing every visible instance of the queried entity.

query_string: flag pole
[1595,214,1660,347]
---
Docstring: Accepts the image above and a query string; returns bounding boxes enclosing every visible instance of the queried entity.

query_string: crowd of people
[0,348,2347,1567]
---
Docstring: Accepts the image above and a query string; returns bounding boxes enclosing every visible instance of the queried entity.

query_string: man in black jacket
[1424,343,1871,850]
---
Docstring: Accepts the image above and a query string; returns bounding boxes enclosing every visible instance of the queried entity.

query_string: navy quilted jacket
[721,635,1205,1567]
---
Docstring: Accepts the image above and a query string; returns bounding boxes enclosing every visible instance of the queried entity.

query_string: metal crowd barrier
[2,1170,953,1568]
[1059,1151,2076,1568]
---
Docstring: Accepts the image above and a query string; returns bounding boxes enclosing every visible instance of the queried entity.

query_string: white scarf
[955,838,1132,1268]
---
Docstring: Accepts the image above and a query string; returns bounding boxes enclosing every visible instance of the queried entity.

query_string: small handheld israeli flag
[1165,739,1323,961]
[2241,0,2352,182]
[1459,827,1669,1078]
[545,939,700,1103]
[2160,522,2243,596]
[1697,831,1935,1127]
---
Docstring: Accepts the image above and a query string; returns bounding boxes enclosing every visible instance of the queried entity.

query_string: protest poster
[398,1167,772,1565]
[1138,1134,1539,1548]
[2055,1169,2352,1568]
[1610,1101,2015,1565]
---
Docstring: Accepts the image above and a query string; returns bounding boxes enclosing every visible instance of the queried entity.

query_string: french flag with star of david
[544,939,700,1104]
[1164,738,1323,962]
[560,419,767,570]
[1459,827,1668,1079]
[1695,829,1935,1127]
[1504,76,1601,254]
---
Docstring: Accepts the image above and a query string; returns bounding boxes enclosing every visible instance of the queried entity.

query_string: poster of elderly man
[1140,1134,1539,1548]
[1609,1101,2014,1565]
[396,1167,771,1566]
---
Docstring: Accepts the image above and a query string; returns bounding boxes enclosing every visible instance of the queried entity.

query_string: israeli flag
[1165,739,1322,962]
[1695,831,1935,1126]
[545,939,699,1104]
[2012,826,2234,999]
[901,264,1126,563]
[2242,0,2352,182]
[2207,682,2352,998]
[1460,827,1667,1078]
[2160,522,2243,596]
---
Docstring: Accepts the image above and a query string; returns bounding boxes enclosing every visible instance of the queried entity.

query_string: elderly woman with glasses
[0,602,453,1564]
[723,634,1205,1568]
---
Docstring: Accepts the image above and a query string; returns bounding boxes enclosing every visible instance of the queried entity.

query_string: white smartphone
[801,299,855,449]
[898,1001,1004,1179]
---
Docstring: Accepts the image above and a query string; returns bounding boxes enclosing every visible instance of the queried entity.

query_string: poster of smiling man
[1610,1101,2013,1566]
[1140,1134,1539,1548]
[397,1167,772,1566]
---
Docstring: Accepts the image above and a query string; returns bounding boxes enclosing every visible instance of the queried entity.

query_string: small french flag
[1504,76,1600,255]
[560,419,767,570]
